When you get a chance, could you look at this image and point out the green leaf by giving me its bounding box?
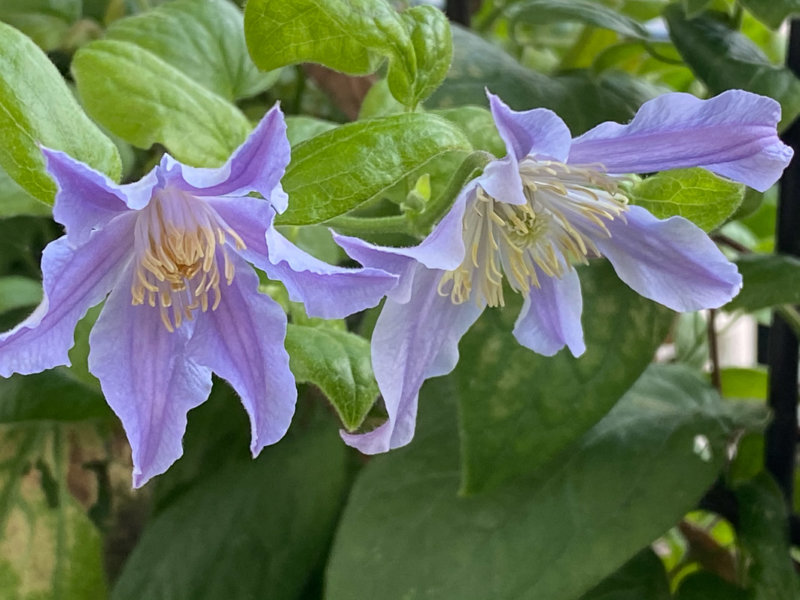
[387,5,452,108]
[432,106,506,157]
[675,572,749,600]
[277,113,472,225]
[456,261,673,493]
[665,5,800,130]
[0,166,51,218]
[112,419,350,600]
[0,427,108,599]
[0,21,121,204]
[0,369,110,423]
[737,474,800,599]
[244,0,409,77]
[506,0,653,40]
[580,550,671,600]
[683,0,714,18]
[0,275,41,314]
[325,365,764,600]
[629,168,745,232]
[285,116,337,146]
[725,254,800,312]
[720,367,768,400]
[428,27,663,135]
[739,0,800,29]
[285,324,378,432]
[72,39,252,166]
[105,0,278,101]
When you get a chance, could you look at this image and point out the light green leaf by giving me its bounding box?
[739,0,800,29]
[0,369,109,423]
[737,474,800,599]
[665,5,800,130]
[629,168,745,232]
[0,22,121,204]
[112,418,349,600]
[72,39,252,166]
[387,5,452,108]
[244,0,410,77]
[0,166,51,218]
[286,324,378,432]
[456,261,673,493]
[105,0,278,101]
[432,105,506,157]
[720,367,768,401]
[506,0,653,40]
[285,116,337,146]
[277,113,472,225]
[325,365,764,600]
[0,275,41,314]
[725,254,800,312]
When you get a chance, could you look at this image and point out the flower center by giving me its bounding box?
[438,160,628,308]
[130,188,245,332]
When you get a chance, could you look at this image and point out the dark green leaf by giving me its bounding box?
[277,113,471,225]
[629,168,744,232]
[675,572,749,600]
[72,39,252,166]
[0,369,110,423]
[325,365,764,600]
[725,254,800,312]
[665,5,800,129]
[456,261,673,493]
[0,167,51,218]
[286,324,378,431]
[580,549,671,600]
[506,0,653,40]
[105,0,278,101]
[0,21,121,204]
[739,0,800,29]
[112,419,349,600]
[683,0,714,18]
[737,474,800,599]
[428,27,663,135]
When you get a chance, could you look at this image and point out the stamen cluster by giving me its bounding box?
[130,188,246,331]
[439,161,628,307]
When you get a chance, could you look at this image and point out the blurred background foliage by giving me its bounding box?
[1,0,800,598]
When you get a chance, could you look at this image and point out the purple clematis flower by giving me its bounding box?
[0,105,397,487]
[333,90,793,454]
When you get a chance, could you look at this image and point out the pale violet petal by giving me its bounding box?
[569,90,792,192]
[512,269,586,357]
[263,227,397,319]
[164,104,290,209]
[593,205,742,311]
[487,91,572,162]
[333,187,470,302]
[187,253,296,456]
[0,214,135,377]
[480,155,527,206]
[43,148,151,244]
[203,195,276,268]
[88,272,212,488]
[341,265,483,454]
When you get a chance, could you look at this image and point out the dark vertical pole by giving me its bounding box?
[765,19,800,506]
[446,0,471,26]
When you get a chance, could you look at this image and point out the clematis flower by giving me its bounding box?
[334,90,793,454]
[0,105,397,487]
